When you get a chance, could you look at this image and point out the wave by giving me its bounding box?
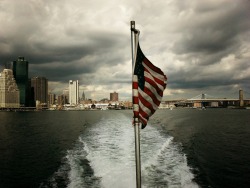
[141,136,199,188]
[41,112,199,188]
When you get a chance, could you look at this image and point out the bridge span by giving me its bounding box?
[162,90,250,108]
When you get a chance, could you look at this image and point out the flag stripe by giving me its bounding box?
[144,70,165,91]
[143,59,166,81]
[139,113,147,126]
[133,82,138,90]
[144,58,164,74]
[145,69,166,89]
[145,76,164,97]
[139,93,155,114]
[144,82,162,103]
[133,75,139,119]
[138,87,159,111]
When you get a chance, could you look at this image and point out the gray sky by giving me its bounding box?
[0,0,250,100]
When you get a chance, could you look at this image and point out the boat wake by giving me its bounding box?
[41,112,199,188]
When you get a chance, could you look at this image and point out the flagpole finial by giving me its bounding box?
[131,21,135,28]
[130,21,139,34]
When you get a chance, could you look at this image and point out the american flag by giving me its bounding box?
[133,43,167,129]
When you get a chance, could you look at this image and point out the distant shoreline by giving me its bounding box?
[1,106,249,112]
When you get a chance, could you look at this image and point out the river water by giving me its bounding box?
[0,109,249,188]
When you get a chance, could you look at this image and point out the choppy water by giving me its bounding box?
[0,109,250,188]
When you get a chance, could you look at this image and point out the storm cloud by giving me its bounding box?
[0,0,249,100]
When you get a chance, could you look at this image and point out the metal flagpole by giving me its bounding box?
[130,21,141,188]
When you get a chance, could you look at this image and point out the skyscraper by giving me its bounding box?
[13,57,29,107]
[69,80,79,105]
[63,88,69,104]
[31,77,48,105]
[48,93,56,106]
[81,91,85,101]
[0,69,20,108]
[57,94,67,106]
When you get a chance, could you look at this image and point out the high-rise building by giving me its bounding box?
[81,91,85,101]
[13,57,29,107]
[28,78,35,107]
[0,69,20,108]
[110,91,118,101]
[31,77,48,105]
[63,88,69,104]
[48,93,56,106]
[57,94,67,106]
[69,80,79,105]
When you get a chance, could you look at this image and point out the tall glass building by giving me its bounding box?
[13,57,29,107]
[31,76,48,105]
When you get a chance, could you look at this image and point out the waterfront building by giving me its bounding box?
[110,91,118,101]
[13,57,29,107]
[62,88,69,104]
[27,78,35,107]
[81,91,85,101]
[63,88,69,97]
[69,80,79,105]
[48,93,56,106]
[0,69,20,108]
[57,94,67,106]
[31,77,48,105]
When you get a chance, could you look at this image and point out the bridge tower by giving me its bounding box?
[239,89,244,107]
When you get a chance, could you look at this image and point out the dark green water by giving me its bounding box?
[0,109,249,188]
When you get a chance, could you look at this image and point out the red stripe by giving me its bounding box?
[144,68,166,88]
[133,81,138,89]
[134,111,139,117]
[139,94,155,114]
[143,58,165,75]
[144,87,161,106]
[133,96,139,104]
[139,114,147,126]
[145,77,163,96]
[139,106,149,122]
[154,76,166,88]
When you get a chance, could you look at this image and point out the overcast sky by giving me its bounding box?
[0,0,249,100]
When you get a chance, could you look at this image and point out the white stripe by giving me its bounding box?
[144,71,165,91]
[138,97,153,117]
[138,88,158,111]
[133,75,138,82]
[139,100,151,117]
[133,104,139,112]
[144,82,162,102]
[133,89,138,97]
[142,62,166,81]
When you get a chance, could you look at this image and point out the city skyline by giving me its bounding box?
[0,0,249,100]
[0,60,249,102]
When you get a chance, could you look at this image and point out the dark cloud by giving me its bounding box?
[0,0,249,100]
[172,1,250,56]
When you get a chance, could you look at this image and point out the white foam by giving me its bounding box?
[66,139,87,188]
[60,112,199,188]
[141,126,199,188]
[81,113,136,188]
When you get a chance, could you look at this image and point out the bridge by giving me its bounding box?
[163,90,250,108]
[187,93,240,102]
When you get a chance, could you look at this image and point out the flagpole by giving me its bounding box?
[130,20,141,188]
